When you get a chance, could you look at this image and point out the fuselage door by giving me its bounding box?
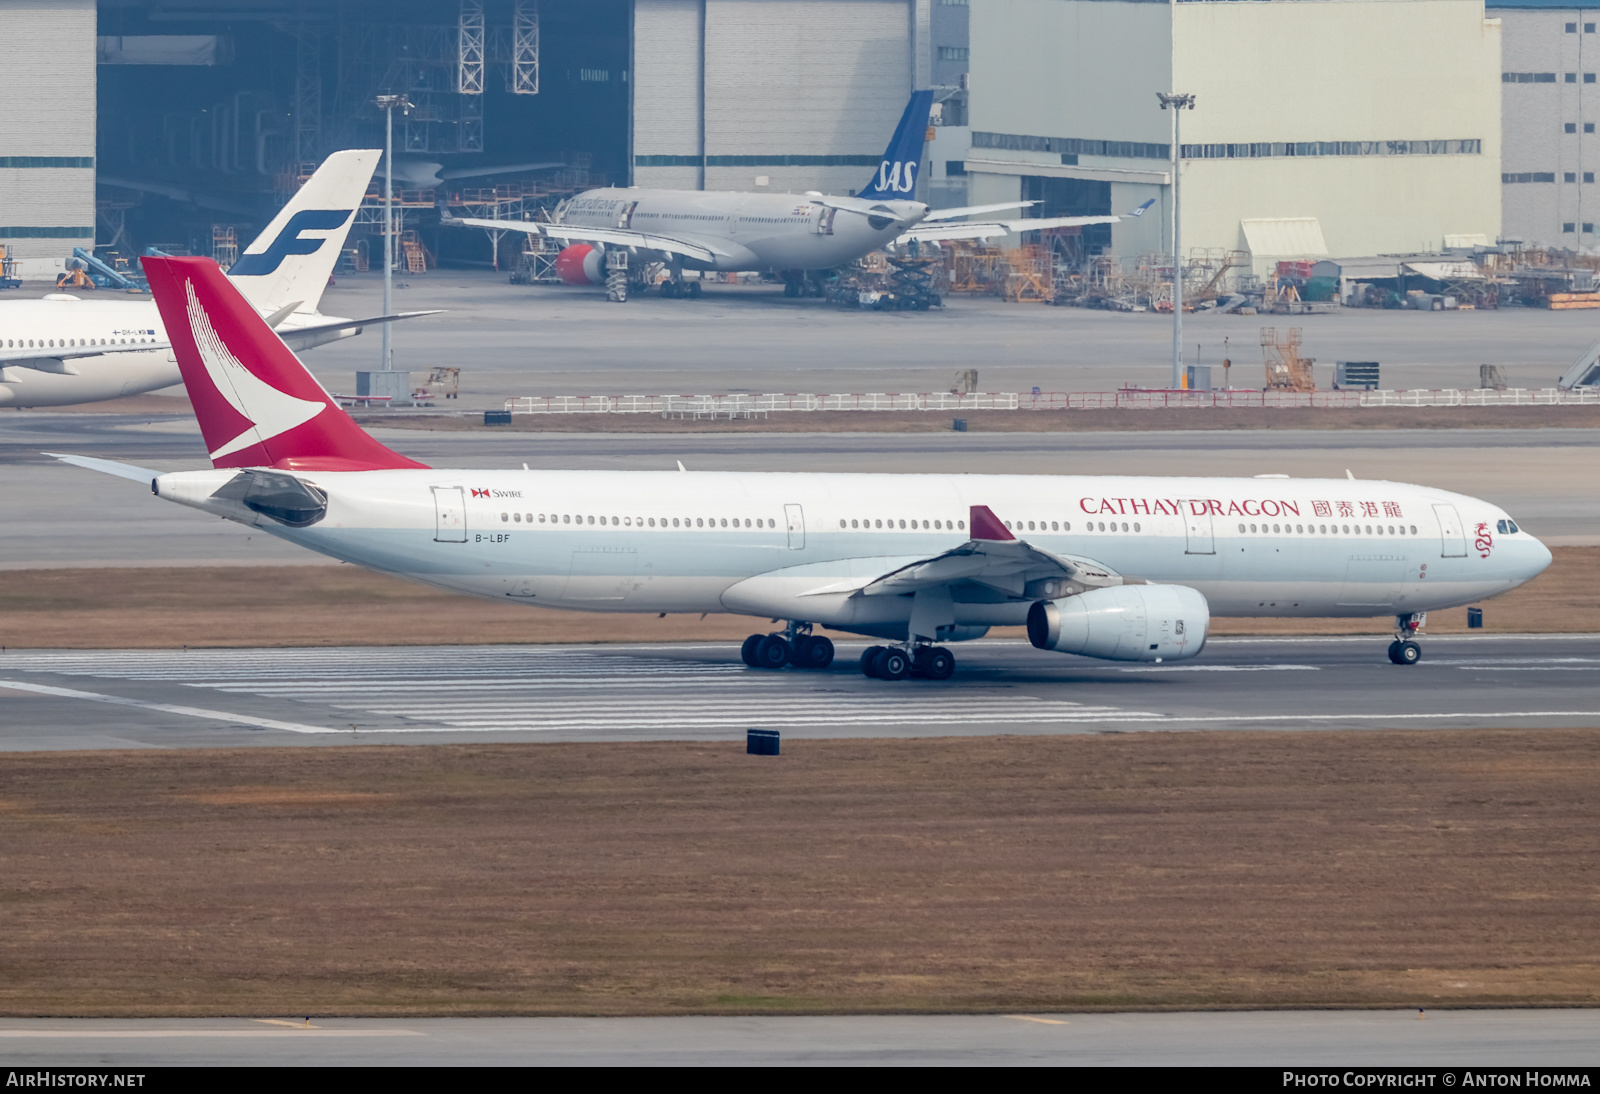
[617,201,638,229]
[784,503,805,550]
[1183,503,1215,555]
[1433,503,1467,557]
[813,206,836,236]
[433,486,467,543]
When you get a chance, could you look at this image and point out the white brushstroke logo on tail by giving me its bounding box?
[185,278,325,460]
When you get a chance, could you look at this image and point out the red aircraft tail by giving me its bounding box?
[142,255,428,472]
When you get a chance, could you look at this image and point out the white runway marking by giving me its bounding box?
[6,643,1597,739]
[0,679,338,734]
[1,648,1158,734]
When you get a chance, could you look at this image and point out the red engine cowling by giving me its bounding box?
[555,244,605,286]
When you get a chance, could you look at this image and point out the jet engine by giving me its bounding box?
[555,244,606,286]
[1026,584,1209,663]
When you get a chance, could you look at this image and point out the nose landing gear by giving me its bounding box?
[741,623,834,671]
[1387,612,1426,665]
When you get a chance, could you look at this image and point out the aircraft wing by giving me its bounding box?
[899,198,1155,244]
[783,506,1127,603]
[450,216,729,262]
[853,506,1127,601]
[0,342,173,373]
[274,311,444,354]
[921,200,1038,222]
[899,213,1119,244]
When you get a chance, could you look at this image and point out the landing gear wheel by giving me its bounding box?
[784,280,800,298]
[659,280,679,298]
[741,634,764,668]
[860,646,886,677]
[1387,640,1404,665]
[872,647,911,681]
[1398,640,1421,665]
[687,281,702,298]
[793,635,834,670]
[913,647,954,680]
[755,634,791,669]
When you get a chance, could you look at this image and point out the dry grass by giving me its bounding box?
[2,731,1598,1016]
[0,548,1590,649]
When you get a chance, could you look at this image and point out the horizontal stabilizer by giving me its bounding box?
[276,310,443,353]
[45,452,161,483]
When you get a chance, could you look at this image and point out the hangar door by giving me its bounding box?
[633,0,917,196]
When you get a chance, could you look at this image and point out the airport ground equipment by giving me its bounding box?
[1262,327,1316,391]
[1558,341,1600,389]
[0,246,19,290]
[65,248,146,292]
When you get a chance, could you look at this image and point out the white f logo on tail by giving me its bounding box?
[185,278,326,460]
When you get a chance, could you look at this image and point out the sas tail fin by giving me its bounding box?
[228,149,380,315]
[857,90,934,201]
[142,255,428,473]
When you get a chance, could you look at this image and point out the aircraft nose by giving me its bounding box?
[1523,537,1548,575]
[1527,535,1554,579]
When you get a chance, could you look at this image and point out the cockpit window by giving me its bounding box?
[1496,519,1520,534]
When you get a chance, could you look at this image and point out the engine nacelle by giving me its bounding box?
[1027,584,1209,663]
[555,243,605,285]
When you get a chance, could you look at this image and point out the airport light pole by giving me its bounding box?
[1157,92,1195,390]
[375,94,412,372]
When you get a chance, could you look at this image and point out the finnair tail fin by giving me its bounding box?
[228,149,380,316]
[857,91,934,201]
[142,255,427,473]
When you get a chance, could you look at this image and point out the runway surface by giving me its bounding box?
[1,1010,1595,1065]
[2,635,1596,750]
[2,412,1595,567]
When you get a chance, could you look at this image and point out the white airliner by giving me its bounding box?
[0,150,430,408]
[52,254,1552,681]
[453,92,1150,301]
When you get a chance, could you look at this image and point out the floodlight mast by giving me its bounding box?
[375,94,412,372]
[1157,92,1195,391]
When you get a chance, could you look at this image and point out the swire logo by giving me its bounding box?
[471,488,491,498]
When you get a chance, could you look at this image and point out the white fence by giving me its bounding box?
[505,388,1600,416]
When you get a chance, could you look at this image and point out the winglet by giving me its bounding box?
[969,505,1015,542]
[1126,198,1156,218]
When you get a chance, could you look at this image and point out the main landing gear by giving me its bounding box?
[860,644,955,681]
[658,277,702,299]
[741,624,834,671]
[1387,612,1426,665]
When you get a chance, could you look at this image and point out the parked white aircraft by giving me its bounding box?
[0,149,431,407]
[452,92,1150,301]
[52,255,1552,680]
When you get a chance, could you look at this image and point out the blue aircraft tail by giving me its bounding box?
[858,90,935,201]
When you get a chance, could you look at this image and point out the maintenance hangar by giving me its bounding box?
[962,0,1503,275]
[1490,0,1600,249]
[0,0,967,279]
